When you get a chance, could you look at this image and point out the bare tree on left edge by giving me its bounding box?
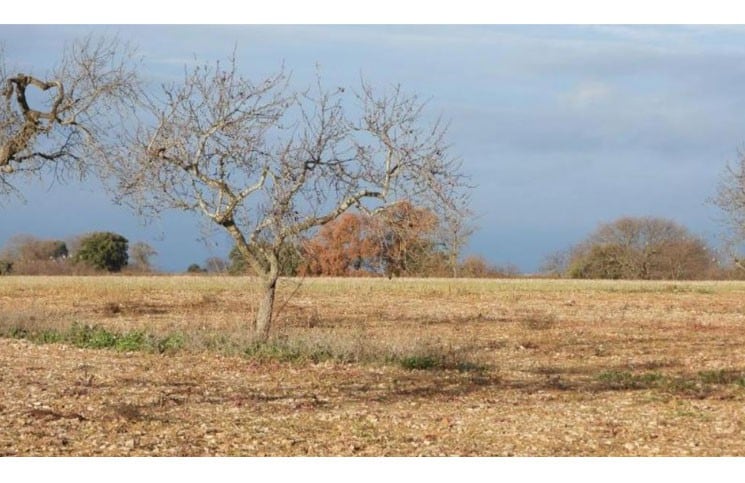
[0,36,141,195]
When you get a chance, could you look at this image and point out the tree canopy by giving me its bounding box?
[74,232,129,272]
[565,216,714,280]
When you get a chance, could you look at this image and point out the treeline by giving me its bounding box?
[190,202,517,278]
[4,214,743,281]
[0,232,156,275]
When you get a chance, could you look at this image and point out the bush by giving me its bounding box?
[0,260,12,275]
[0,235,81,275]
[186,263,207,274]
[74,232,129,272]
[68,323,118,349]
[458,256,520,278]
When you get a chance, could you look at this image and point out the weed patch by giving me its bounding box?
[595,370,665,390]
[243,340,331,363]
[2,322,156,353]
[399,355,441,370]
[156,333,186,354]
[240,334,487,371]
[698,369,745,386]
[595,369,745,395]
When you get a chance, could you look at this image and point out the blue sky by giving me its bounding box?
[3,24,745,272]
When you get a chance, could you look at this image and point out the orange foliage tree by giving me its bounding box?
[375,201,443,277]
[301,201,447,277]
[301,212,381,276]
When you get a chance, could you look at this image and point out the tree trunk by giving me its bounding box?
[254,276,277,341]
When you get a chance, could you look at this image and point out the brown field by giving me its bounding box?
[1,276,745,456]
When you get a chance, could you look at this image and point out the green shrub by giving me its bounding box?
[186,263,207,274]
[66,323,118,348]
[74,232,129,272]
[38,330,63,344]
[115,330,147,352]
[156,333,186,354]
[399,355,441,370]
[0,259,13,275]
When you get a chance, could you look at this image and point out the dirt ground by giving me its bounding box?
[1,276,745,456]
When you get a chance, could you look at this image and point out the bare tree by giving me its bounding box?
[436,201,474,277]
[539,249,570,278]
[0,36,140,195]
[565,216,714,280]
[129,241,157,271]
[109,57,469,340]
[205,256,229,274]
[714,151,745,263]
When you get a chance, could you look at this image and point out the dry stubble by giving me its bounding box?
[1,276,745,455]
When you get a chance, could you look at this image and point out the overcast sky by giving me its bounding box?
[2,24,745,272]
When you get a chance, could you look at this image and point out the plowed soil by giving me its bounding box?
[2,277,745,456]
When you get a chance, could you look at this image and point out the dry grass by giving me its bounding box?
[2,276,745,455]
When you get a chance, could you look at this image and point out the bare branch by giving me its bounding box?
[0,36,142,192]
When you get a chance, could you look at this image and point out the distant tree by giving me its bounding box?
[458,256,520,278]
[226,247,246,276]
[74,232,129,272]
[1,234,68,261]
[539,249,570,278]
[128,241,157,271]
[228,242,302,276]
[712,151,745,266]
[458,256,492,278]
[107,56,469,339]
[205,256,228,274]
[186,263,207,274]
[435,198,475,277]
[301,212,381,276]
[568,244,628,279]
[0,36,141,196]
[375,201,442,278]
[0,235,72,274]
[0,259,12,275]
[565,217,714,280]
[301,203,452,277]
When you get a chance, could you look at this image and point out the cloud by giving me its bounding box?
[563,80,614,109]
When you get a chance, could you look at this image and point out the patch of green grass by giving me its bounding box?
[37,330,63,344]
[156,333,186,354]
[394,354,487,372]
[596,370,665,390]
[399,355,441,370]
[114,330,147,352]
[698,369,745,386]
[68,323,118,349]
[5,322,156,353]
[595,368,745,395]
[243,340,335,364]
